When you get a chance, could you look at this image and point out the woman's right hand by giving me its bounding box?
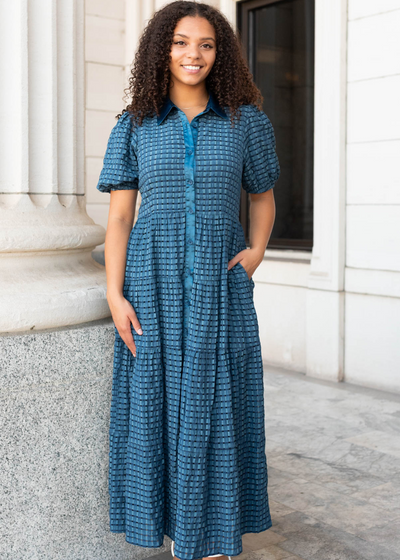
[107,292,142,357]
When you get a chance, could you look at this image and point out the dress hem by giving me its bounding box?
[109,519,273,558]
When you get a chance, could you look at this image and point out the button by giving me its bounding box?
[192,122,198,128]
[187,179,193,185]
[188,208,194,214]
[188,149,193,155]
[185,266,190,273]
[188,239,193,245]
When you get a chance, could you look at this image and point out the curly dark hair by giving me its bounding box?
[117,0,263,127]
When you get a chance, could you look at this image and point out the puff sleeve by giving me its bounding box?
[96,111,139,193]
[242,105,280,194]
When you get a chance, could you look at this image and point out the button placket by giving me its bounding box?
[177,112,199,345]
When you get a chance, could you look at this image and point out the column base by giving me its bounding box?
[0,194,110,332]
[0,249,110,332]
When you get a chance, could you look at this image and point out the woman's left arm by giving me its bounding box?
[227,189,276,278]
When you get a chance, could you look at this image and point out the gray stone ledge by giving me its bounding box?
[0,318,115,390]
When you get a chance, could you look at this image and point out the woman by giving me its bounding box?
[96,2,280,560]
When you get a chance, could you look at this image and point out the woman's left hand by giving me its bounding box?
[228,248,264,280]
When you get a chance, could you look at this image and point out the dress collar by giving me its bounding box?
[157,90,229,125]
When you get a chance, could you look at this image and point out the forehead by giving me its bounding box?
[173,16,216,40]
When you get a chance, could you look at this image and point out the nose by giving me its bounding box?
[186,44,202,60]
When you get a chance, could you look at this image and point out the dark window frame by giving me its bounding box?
[237,0,314,252]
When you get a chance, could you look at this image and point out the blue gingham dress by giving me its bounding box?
[96,90,280,560]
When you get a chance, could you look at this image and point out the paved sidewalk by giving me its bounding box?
[256,366,400,560]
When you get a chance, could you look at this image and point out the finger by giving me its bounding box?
[117,322,137,356]
[122,332,137,357]
[120,327,137,356]
[227,257,239,271]
[128,309,143,335]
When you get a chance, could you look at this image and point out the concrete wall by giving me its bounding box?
[255,0,400,394]
[344,0,400,392]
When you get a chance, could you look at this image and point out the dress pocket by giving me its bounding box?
[227,261,258,350]
[235,261,255,289]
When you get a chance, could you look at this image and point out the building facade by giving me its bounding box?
[0,1,399,558]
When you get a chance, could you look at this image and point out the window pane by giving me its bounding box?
[250,0,315,249]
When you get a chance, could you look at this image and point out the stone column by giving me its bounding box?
[0,0,108,332]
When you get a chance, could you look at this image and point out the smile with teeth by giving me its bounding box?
[181,64,203,73]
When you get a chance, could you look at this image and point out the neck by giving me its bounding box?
[168,82,209,108]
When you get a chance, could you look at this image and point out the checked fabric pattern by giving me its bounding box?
[96,90,280,560]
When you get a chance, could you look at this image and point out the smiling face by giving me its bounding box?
[169,16,217,87]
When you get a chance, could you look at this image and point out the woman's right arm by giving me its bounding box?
[105,188,142,357]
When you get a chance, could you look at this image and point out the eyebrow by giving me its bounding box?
[174,33,216,42]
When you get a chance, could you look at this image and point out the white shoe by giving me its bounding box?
[171,540,231,560]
